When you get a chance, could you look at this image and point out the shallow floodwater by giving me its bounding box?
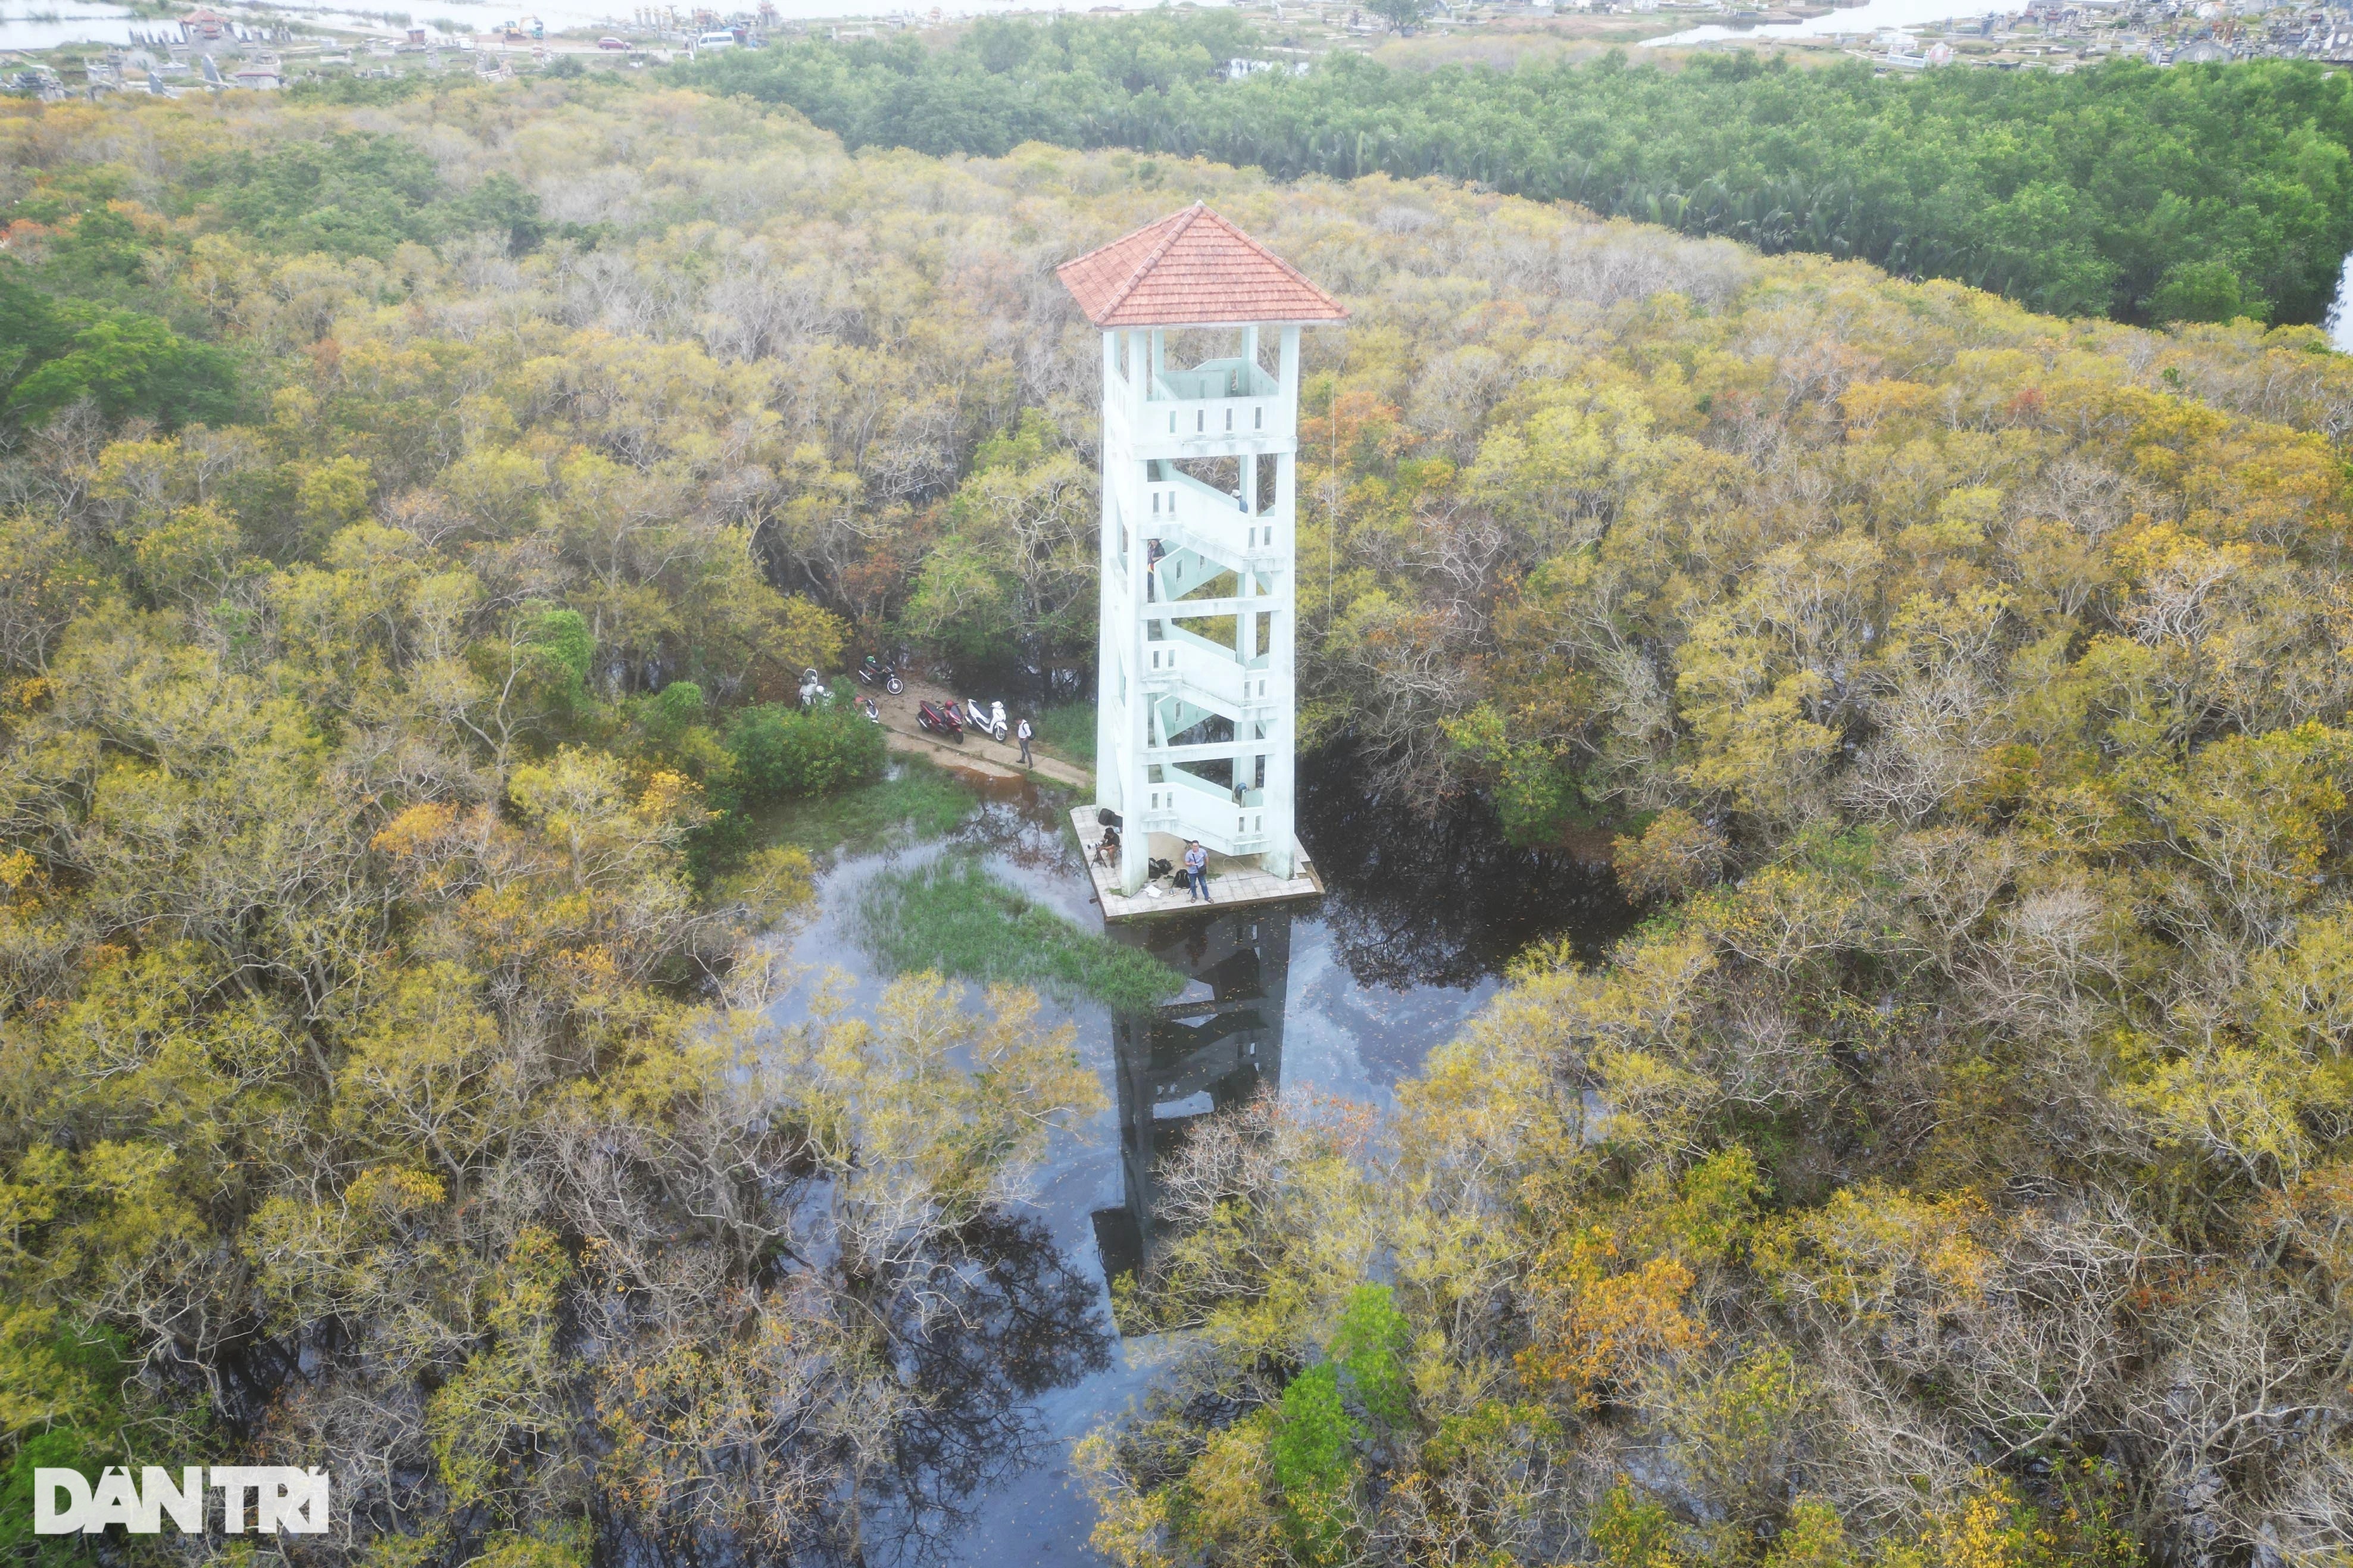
[763,748,1631,1565]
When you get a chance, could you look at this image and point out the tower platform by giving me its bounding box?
[1071,808,1322,922]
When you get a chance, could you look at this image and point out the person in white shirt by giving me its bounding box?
[1015,715,1033,766]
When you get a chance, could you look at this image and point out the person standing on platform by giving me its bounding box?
[1183,840,1209,902]
[1016,714,1034,767]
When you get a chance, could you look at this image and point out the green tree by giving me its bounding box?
[1331,1283,1414,1428]
[1366,0,1431,30]
[0,287,237,430]
[2150,259,2270,324]
[1271,1364,1359,1564]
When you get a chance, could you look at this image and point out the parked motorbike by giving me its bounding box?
[798,667,832,709]
[854,654,904,696]
[916,699,965,742]
[860,696,881,724]
[962,697,1009,743]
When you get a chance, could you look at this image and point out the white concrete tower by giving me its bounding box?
[1058,204,1347,897]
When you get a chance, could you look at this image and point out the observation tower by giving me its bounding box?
[1057,203,1347,909]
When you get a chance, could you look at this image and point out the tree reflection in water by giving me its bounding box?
[1086,745,1636,1287]
[607,1208,1110,1568]
[1092,908,1293,1286]
[1296,739,1636,989]
[869,1210,1115,1555]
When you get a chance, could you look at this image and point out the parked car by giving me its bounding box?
[597,35,626,48]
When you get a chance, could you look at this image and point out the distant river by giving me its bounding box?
[1643,0,2002,46]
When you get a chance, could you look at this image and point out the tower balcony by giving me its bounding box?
[1156,357,1277,404]
[1110,357,1297,460]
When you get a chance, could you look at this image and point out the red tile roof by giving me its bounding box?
[1057,203,1347,328]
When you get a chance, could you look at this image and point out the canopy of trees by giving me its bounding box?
[1062,120,2353,1568]
[4,67,2353,1568]
[686,19,2353,326]
[0,87,1112,1567]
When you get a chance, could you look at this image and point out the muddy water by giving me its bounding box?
[763,748,1634,1566]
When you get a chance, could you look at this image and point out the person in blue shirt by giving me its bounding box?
[1183,841,1209,902]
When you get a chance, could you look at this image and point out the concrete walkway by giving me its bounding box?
[845,671,1092,792]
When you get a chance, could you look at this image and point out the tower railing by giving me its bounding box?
[1142,467,1287,575]
[1138,626,1274,710]
[1151,357,1278,401]
[1130,760,1278,857]
[1115,353,1297,460]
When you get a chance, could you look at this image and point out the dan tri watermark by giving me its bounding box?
[35,1467,329,1535]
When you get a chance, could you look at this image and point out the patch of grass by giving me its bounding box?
[1031,701,1096,769]
[857,860,1184,1011]
[761,757,978,860]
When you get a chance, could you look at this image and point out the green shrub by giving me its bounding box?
[726,701,887,804]
[649,679,704,735]
[1331,1284,1413,1429]
[0,1315,127,1568]
[1591,1478,1683,1568]
[284,70,441,106]
[527,608,593,688]
[1270,1363,1359,1565]
[188,133,547,258]
[2150,259,2270,324]
[513,607,596,730]
[1494,747,1589,846]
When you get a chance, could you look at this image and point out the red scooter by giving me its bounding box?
[916,699,965,743]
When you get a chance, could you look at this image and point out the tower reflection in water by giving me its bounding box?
[1090,907,1294,1285]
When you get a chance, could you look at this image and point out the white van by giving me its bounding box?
[695,30,735,48]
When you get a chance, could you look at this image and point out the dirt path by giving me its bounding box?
[840,670,1092,792]
[881,727,1028,782]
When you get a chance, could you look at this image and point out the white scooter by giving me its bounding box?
[962,697,1009,743]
